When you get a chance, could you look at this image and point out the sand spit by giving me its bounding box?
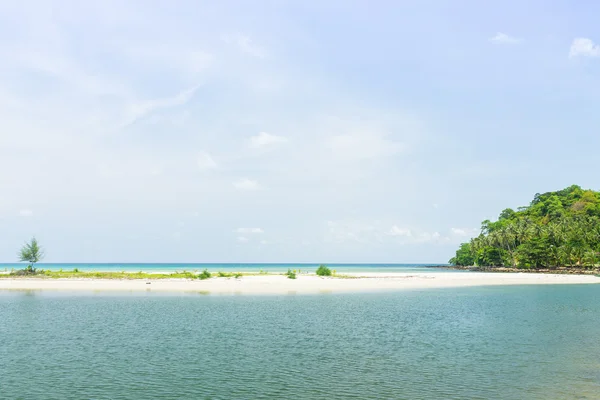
[0,272,598,295]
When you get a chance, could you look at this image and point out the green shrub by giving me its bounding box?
[316,265,332,276]
[234,273,242,279]
[199,269,211,280]
[179,271,197,279]
[286,269,297,279]
[73,268,79,273]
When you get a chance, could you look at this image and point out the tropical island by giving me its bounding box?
[450,185,600,272]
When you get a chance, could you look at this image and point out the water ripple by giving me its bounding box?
[1,286,600,399]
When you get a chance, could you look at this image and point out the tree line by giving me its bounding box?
[450,185,600,269]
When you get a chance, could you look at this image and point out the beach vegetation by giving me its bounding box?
[286,269,297,279]
[216,271,243,278]
[198,269,212,280]
[17,237,44,275]
[450,185,600,269]
[2,269,261,280]
[4,270,211,279]
[316,265,332,276]
[448,243,475,267]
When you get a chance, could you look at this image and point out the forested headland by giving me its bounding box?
[450,185,600,270]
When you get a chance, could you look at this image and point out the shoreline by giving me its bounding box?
[0,272,599,295]
[437,265,600,275]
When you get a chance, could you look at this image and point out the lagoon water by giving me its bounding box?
[1,285,599,399]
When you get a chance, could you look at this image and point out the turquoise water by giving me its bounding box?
[1,285,599,399]
[0,263,453,273]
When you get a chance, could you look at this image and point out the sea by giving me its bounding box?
[1,284,599,399]
[0,263,453,274]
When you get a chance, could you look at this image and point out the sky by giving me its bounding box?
[1,0,599,263]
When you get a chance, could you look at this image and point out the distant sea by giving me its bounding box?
[0,263,451,273]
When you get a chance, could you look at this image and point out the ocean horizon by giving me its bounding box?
[0,262,451,273]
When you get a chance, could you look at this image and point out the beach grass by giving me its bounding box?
[40,270,200,279]
[0,269,248,280]
[0,268,356,280]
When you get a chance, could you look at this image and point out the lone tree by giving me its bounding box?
[19,237,44,274]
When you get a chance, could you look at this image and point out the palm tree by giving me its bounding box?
[495,226,514,267]
[18,237,44,274]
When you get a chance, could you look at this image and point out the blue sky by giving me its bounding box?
[1,0,599,263]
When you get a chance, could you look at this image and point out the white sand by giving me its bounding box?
[0,272,598,295]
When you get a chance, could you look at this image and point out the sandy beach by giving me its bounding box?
[0,272,598,295]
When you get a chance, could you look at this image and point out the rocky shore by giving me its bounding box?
[434,265,600,275]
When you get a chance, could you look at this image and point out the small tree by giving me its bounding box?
[19,237,44,274]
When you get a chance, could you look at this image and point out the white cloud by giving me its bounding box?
[414,231,443,243]
[249,132,288,148]
[233,178,259,190]
[237,236,249,243]
[122,84,202,127]
[489,32,521,44]
[197,151,217,170]
[569,38,600,58]
[327,220,455,245]
[328,132,402,161]
[388,225,412,237]
[19,209,33,217]
[451,228,467,236]
[325,220,381,243]
[451,228,479,238]
[221,34,266,58]
[235,227,264,234]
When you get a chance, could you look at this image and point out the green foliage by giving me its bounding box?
[198,269,212,280]
[3,269,264,280]
[18,237,44,274]
[449,243,475,266]
[449,185,600,269]
[286,269,297,279]
[216,271,242,278]
[7,270,207,279]
[316,265,332,276]
[178,271,197,279]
